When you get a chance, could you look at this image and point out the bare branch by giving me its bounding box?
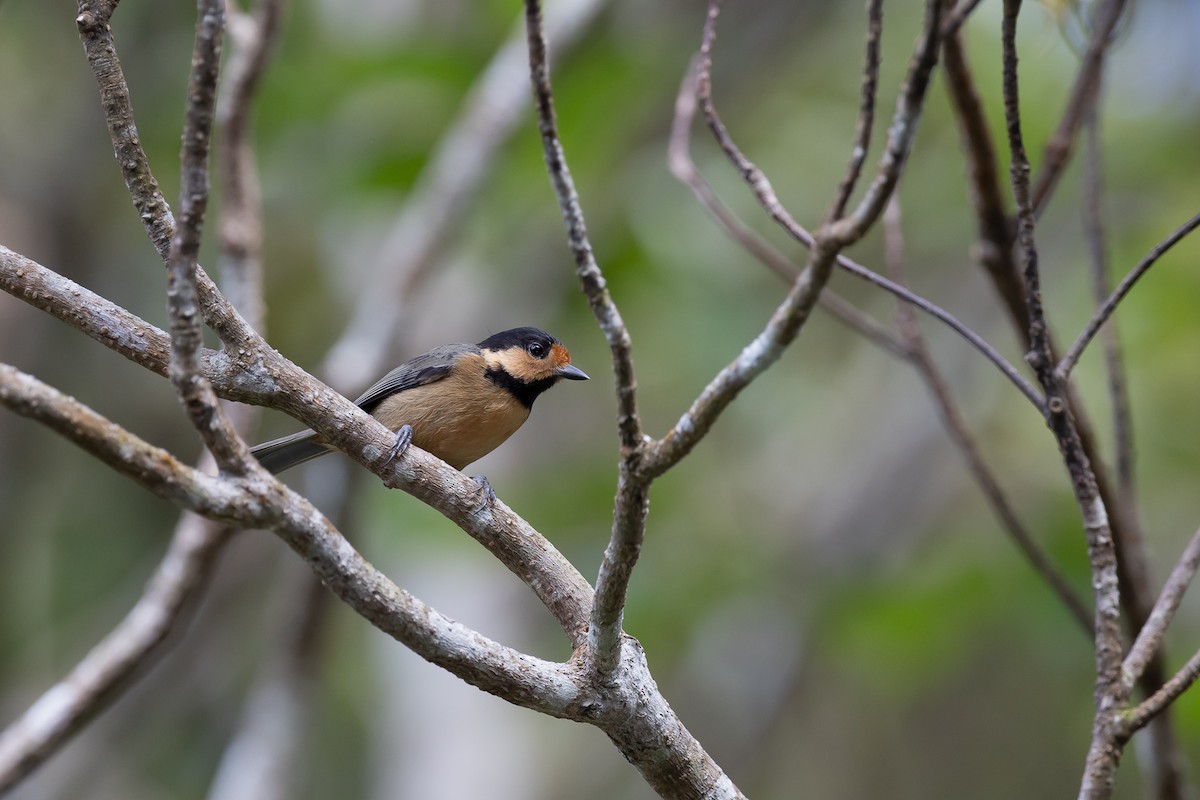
[666,61,913,383]
[325,0,605,392]
[166,0,253,474]
[1124,642,1200,737]
[828,0,946,243]
[1121,526,1200,691]
[75,0,259,351]
[1057,210,1200,381]
[524,0,648,680]
[1030,0,1129,214]
[216,0,285,332]
[0,249,595,641]
[0,509,233,794]
[1080,107,1137,517]
[1001,2,1126,796]
[524,0,639,452]
[942,0,987,37]
[692,3,1041,411]
[827,0,883,223]
[941,25,1028,334]
[883,199,1092,635]
[0,365,583,715]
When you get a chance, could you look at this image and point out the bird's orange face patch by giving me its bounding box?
[548,342,572,371]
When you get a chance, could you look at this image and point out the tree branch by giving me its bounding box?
[523,0,648,679]
[1000,3,1125,797]
[1030,0,1129,214]
[0,248,595,642]
[827,0,883,223]
[0,365,583,715]
[882,199,1093,634]
[1056,210,1200,381]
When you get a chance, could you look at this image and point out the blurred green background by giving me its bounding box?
[2,1,1200,798]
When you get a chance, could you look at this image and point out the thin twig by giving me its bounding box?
[1122,527,1200,691]
[324,0,606,392]
[645,0,946,478]
[167,0,250,474]
[1080,106,1137,515]
[1125,643,1200,737]
[666,58,912,362]
[692,4,1042,412]
[828,0,883,222]
[828,0,946,244]
[75,0,258,352]
[1030,0,1129,214]
[883,198,1093,634]
[942,0,987,37]
[1057,210,1200,381]
[941,24,1028,333]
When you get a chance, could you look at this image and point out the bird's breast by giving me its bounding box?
[369,369,532,470]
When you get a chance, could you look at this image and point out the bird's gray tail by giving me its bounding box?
[250,429,331,474]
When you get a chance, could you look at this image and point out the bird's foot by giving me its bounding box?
[383,424,413,468]
[470,474,497,513]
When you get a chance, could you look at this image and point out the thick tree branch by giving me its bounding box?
[0,365,583,715]
[0,249,595,642]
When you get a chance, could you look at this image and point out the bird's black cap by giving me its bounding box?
[477,327,559,352]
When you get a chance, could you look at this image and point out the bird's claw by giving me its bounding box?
[471,475,497,512]
[383,424,413,468]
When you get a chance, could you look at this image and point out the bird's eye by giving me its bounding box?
[527,342,547,358]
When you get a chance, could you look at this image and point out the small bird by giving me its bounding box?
[251,327,589,477]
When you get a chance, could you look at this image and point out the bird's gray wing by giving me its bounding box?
[352,344,473,412]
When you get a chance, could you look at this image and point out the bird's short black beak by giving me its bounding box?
[557,364,589,381]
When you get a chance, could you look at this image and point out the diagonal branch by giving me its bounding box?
[167,0,251,473]
[1056,210,1200,381]
[523,0,647,679]
[75,0,258,352]
[0,249,596,642]
[1001,3,1127,797]
[827,0,883,222]
[668,57,910,360]
[1030,0,1129,214]
[0,364,583,715]
[1122,526,1200,691]
[882,199,1092,634]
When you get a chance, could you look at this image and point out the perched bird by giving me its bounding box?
[251,327,589,477]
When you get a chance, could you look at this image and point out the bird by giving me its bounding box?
[250,327,589,480]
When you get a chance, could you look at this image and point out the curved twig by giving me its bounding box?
[1057,210,1200,381]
